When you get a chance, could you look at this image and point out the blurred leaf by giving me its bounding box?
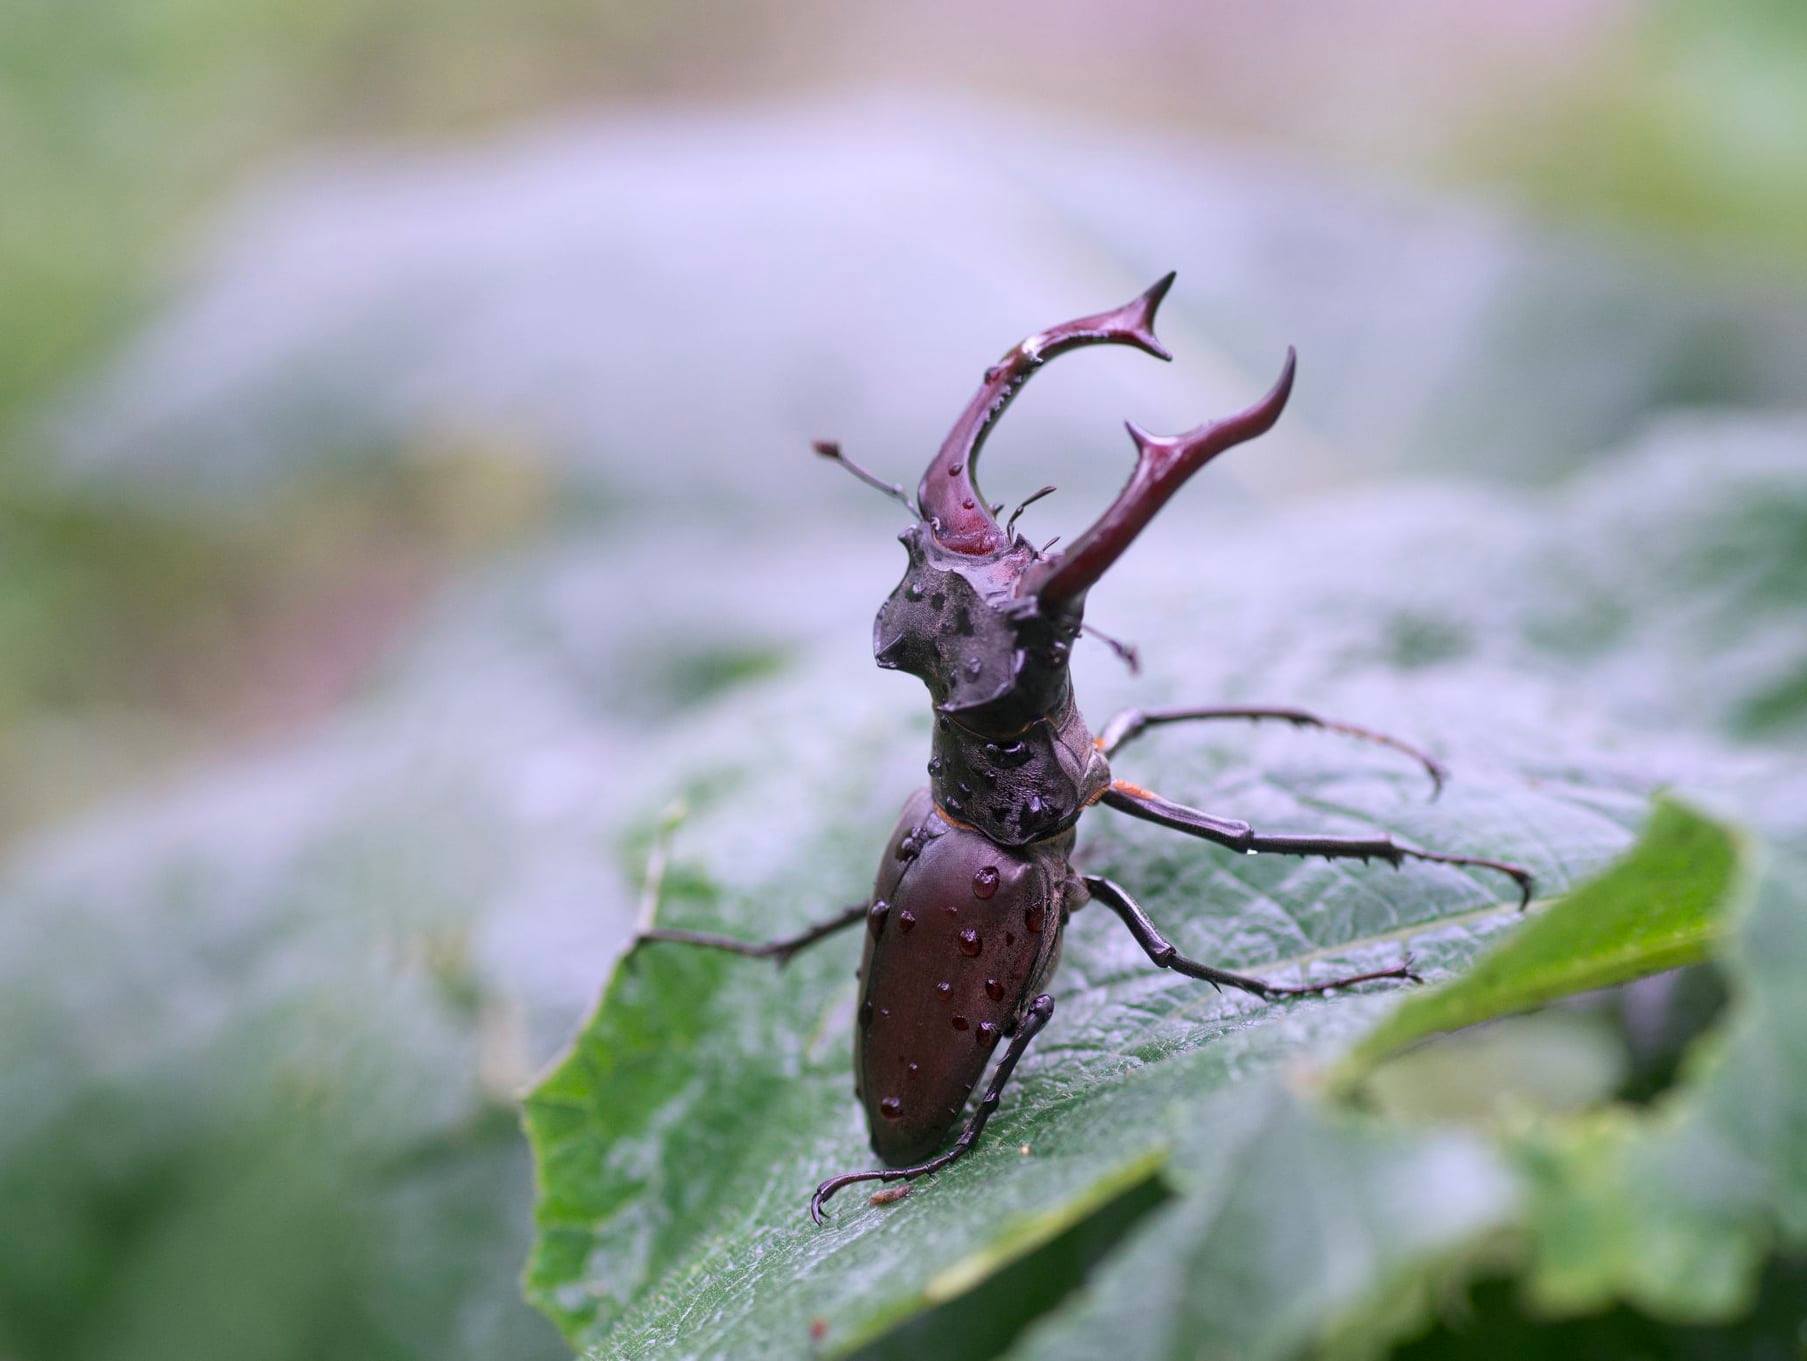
[1511,851,1807,1322]
[1338,799,1739,1090]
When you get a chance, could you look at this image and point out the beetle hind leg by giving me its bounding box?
[810,993,1056,1224]
[637,901,868,968]
[1085,875,1420,999]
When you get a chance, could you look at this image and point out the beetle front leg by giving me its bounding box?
[1084,875,1419,997]
[1097,704,1446,799]
[1102,781,1534,908]
[637,901,869,968]
[810,993,1056,1224]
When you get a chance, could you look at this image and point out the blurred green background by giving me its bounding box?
[1,2,1803,1358]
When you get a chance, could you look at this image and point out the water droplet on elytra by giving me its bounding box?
[958,927,982,956]
[936,980,951,996]
[879,1096,903,1119]
[927,756,942,775]
[951,1015,970,1031]
[985,977,1004,1001]
[899,909,917,933]
[868,900,889,935]
[1025,904,1045,934]
[907,1061,920,1076]
[973,866,1000,899]
[978,1021,999,1046]
[905,582,923,601]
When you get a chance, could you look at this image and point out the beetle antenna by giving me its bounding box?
[1080,622,1141,674]
[811,440,916,514]
[1005,484,1058,540]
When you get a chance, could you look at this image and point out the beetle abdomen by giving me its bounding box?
[854,789,1067,1165]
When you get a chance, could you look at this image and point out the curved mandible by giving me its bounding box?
[1019,347,1295,607]
[919,273,1176,556]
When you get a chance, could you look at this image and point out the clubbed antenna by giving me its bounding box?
[919,274,1176,556]
[1020,348,1296,608]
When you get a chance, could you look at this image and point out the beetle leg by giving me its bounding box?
[810,993,1056,1224]
[1101,781,1534,909]
[1084,874,1420,997]
[638,901,869,968]
[1096,705,1445,799]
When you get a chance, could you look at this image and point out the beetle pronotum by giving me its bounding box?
[639,274,1532,1222]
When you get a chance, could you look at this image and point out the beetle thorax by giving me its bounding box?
[874,526,1107,846]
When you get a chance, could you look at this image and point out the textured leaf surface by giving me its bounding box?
[522,423,1807,1357]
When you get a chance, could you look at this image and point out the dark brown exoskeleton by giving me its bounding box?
[640,274,1533,1222]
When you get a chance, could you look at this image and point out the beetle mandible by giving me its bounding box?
[639,274,1533,1222]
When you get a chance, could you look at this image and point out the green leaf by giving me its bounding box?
[1510,846,1807,1322]
[522,606,1646,1357]
[523,420,1807,1358]
[1337,798,1741,1091]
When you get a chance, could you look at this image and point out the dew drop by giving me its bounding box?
[936,980,952,997]
[879,1096,903,1119]
[978,1021,999,1046]
[905,581,923,601]
[962,498,975,510]
[964,656,983,679]
[868,900,889,935]
[951,1015,970,1031]
[948,463,964,476]
[927,756,942,775]
[907,1061,920,1077]
[899,909,917,933]
[943,902,959,917]
[958,927,982,957]
[985,977,1005,1001]
[1025,903,1045,934]
[972,866,1000,899]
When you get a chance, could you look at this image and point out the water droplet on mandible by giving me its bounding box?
[880,1096,903,1119]
[972,866,999,899]
[958,927,982,957]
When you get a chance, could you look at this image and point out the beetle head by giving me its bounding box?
[872,273,1295,732]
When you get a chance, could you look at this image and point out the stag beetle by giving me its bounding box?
[640,274,1533,1222]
